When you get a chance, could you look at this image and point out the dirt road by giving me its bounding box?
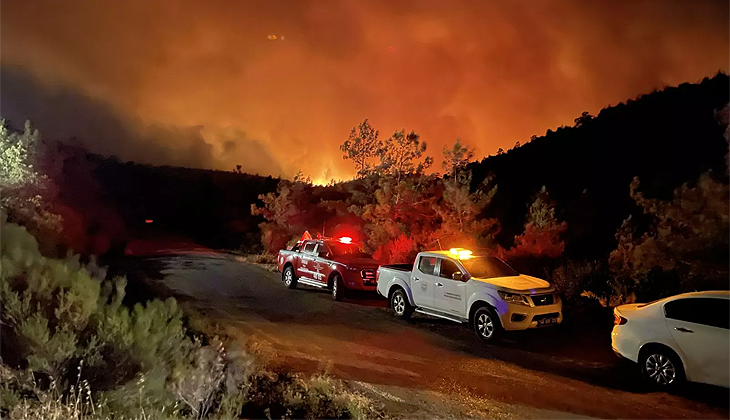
[124,253,729,419]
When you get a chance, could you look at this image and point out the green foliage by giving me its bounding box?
[340,119,381,179]
[583,172,730,306]
[433,170,499,249]
[251,179,313,252]
[442,139,474,175]
[1,217,377,419]
[0,119,40,190]
[501,186,567,261]
[551,260,603,302]
[0,119,62,237]
[375,129,432,180]
[0,218,197,416]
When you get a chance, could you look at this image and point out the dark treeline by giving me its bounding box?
[36,141,278,256]
[470,73,729,261]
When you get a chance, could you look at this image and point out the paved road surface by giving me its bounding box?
[125,253,729,419]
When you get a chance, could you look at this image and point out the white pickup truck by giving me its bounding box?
[376,249,563,341]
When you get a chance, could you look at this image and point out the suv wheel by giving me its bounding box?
[283,266,298,289]
[473,306,501,342]
[391,289,413,320]
[640,347,684,388]
[332,274,345,301]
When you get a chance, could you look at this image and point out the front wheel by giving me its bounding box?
[390,289,413,320]
[283,266,298,289]
[332,274,345,301]
[472,306,501,342]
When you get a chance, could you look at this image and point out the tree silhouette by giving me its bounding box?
[340,119,380,178]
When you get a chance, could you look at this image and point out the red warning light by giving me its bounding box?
[145,219,153,224]
[339,237,352,244]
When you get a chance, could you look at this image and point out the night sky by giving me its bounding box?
[2,0,728,182]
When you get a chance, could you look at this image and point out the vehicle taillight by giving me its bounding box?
[614,314,628,325]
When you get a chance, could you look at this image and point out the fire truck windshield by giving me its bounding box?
[328,242,371,257]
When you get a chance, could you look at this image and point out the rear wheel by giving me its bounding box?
[640,347,684,389]
[332,274,345,301]
[283,266,298,289]
[390,289,413,320]
[472,306,501,342]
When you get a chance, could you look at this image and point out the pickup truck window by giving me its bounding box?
[460,257,518,279]
[303,242,317,254]
[328,242,371,258]
[438,259,462,280]
[418,256,437,275]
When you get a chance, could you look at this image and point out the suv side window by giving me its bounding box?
[303,242,317,254]
[438,259,463,280]
[665,298,729,329]
[418,256,436,275]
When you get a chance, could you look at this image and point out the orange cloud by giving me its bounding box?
[2,0,727,180]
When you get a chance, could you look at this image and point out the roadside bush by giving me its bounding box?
[1,215,377,419]
[581,172,730,307]
[372,234,418,264]
[551,260,603,303]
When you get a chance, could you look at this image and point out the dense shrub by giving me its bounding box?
[0,216,376,419]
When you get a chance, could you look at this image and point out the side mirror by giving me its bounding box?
[452,272,464,281]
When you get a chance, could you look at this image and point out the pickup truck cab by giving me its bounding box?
[278,237,379,301]
[376,248,563,341]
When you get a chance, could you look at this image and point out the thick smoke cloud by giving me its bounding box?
[0,66,282,175]
[1,0,727,181]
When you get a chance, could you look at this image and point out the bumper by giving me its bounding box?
[499,300,563,331]
[342,271,378,291]
[611,325,639,363]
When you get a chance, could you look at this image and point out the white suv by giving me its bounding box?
[612,290,729,388]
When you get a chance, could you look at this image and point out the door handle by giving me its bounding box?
[436,282,444,287]
[674,327,694,333]
[414,277,420,282]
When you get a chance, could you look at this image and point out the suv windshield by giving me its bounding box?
[327,242,371,258]
[461,257,519,279]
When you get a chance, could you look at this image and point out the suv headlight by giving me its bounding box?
[498,291,529,306]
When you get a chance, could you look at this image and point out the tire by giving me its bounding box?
[390,288,413,320]
[472,306,501,342]
[283,266,298,289]
[332,274,345,301]
[640,346,684,389]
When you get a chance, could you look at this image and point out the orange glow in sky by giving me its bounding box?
[1,1,727,180]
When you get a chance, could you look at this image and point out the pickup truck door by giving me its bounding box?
[433,258,467,317]
[412,256,437,309]
[311,243,330,284]
[297,241,318,279]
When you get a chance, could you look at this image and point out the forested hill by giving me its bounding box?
[40,142,279,255]
[469,73,729,260]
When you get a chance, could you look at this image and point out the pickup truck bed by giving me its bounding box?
[379,263,412,272]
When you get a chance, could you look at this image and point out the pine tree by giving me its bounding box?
[339,119,380,179]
